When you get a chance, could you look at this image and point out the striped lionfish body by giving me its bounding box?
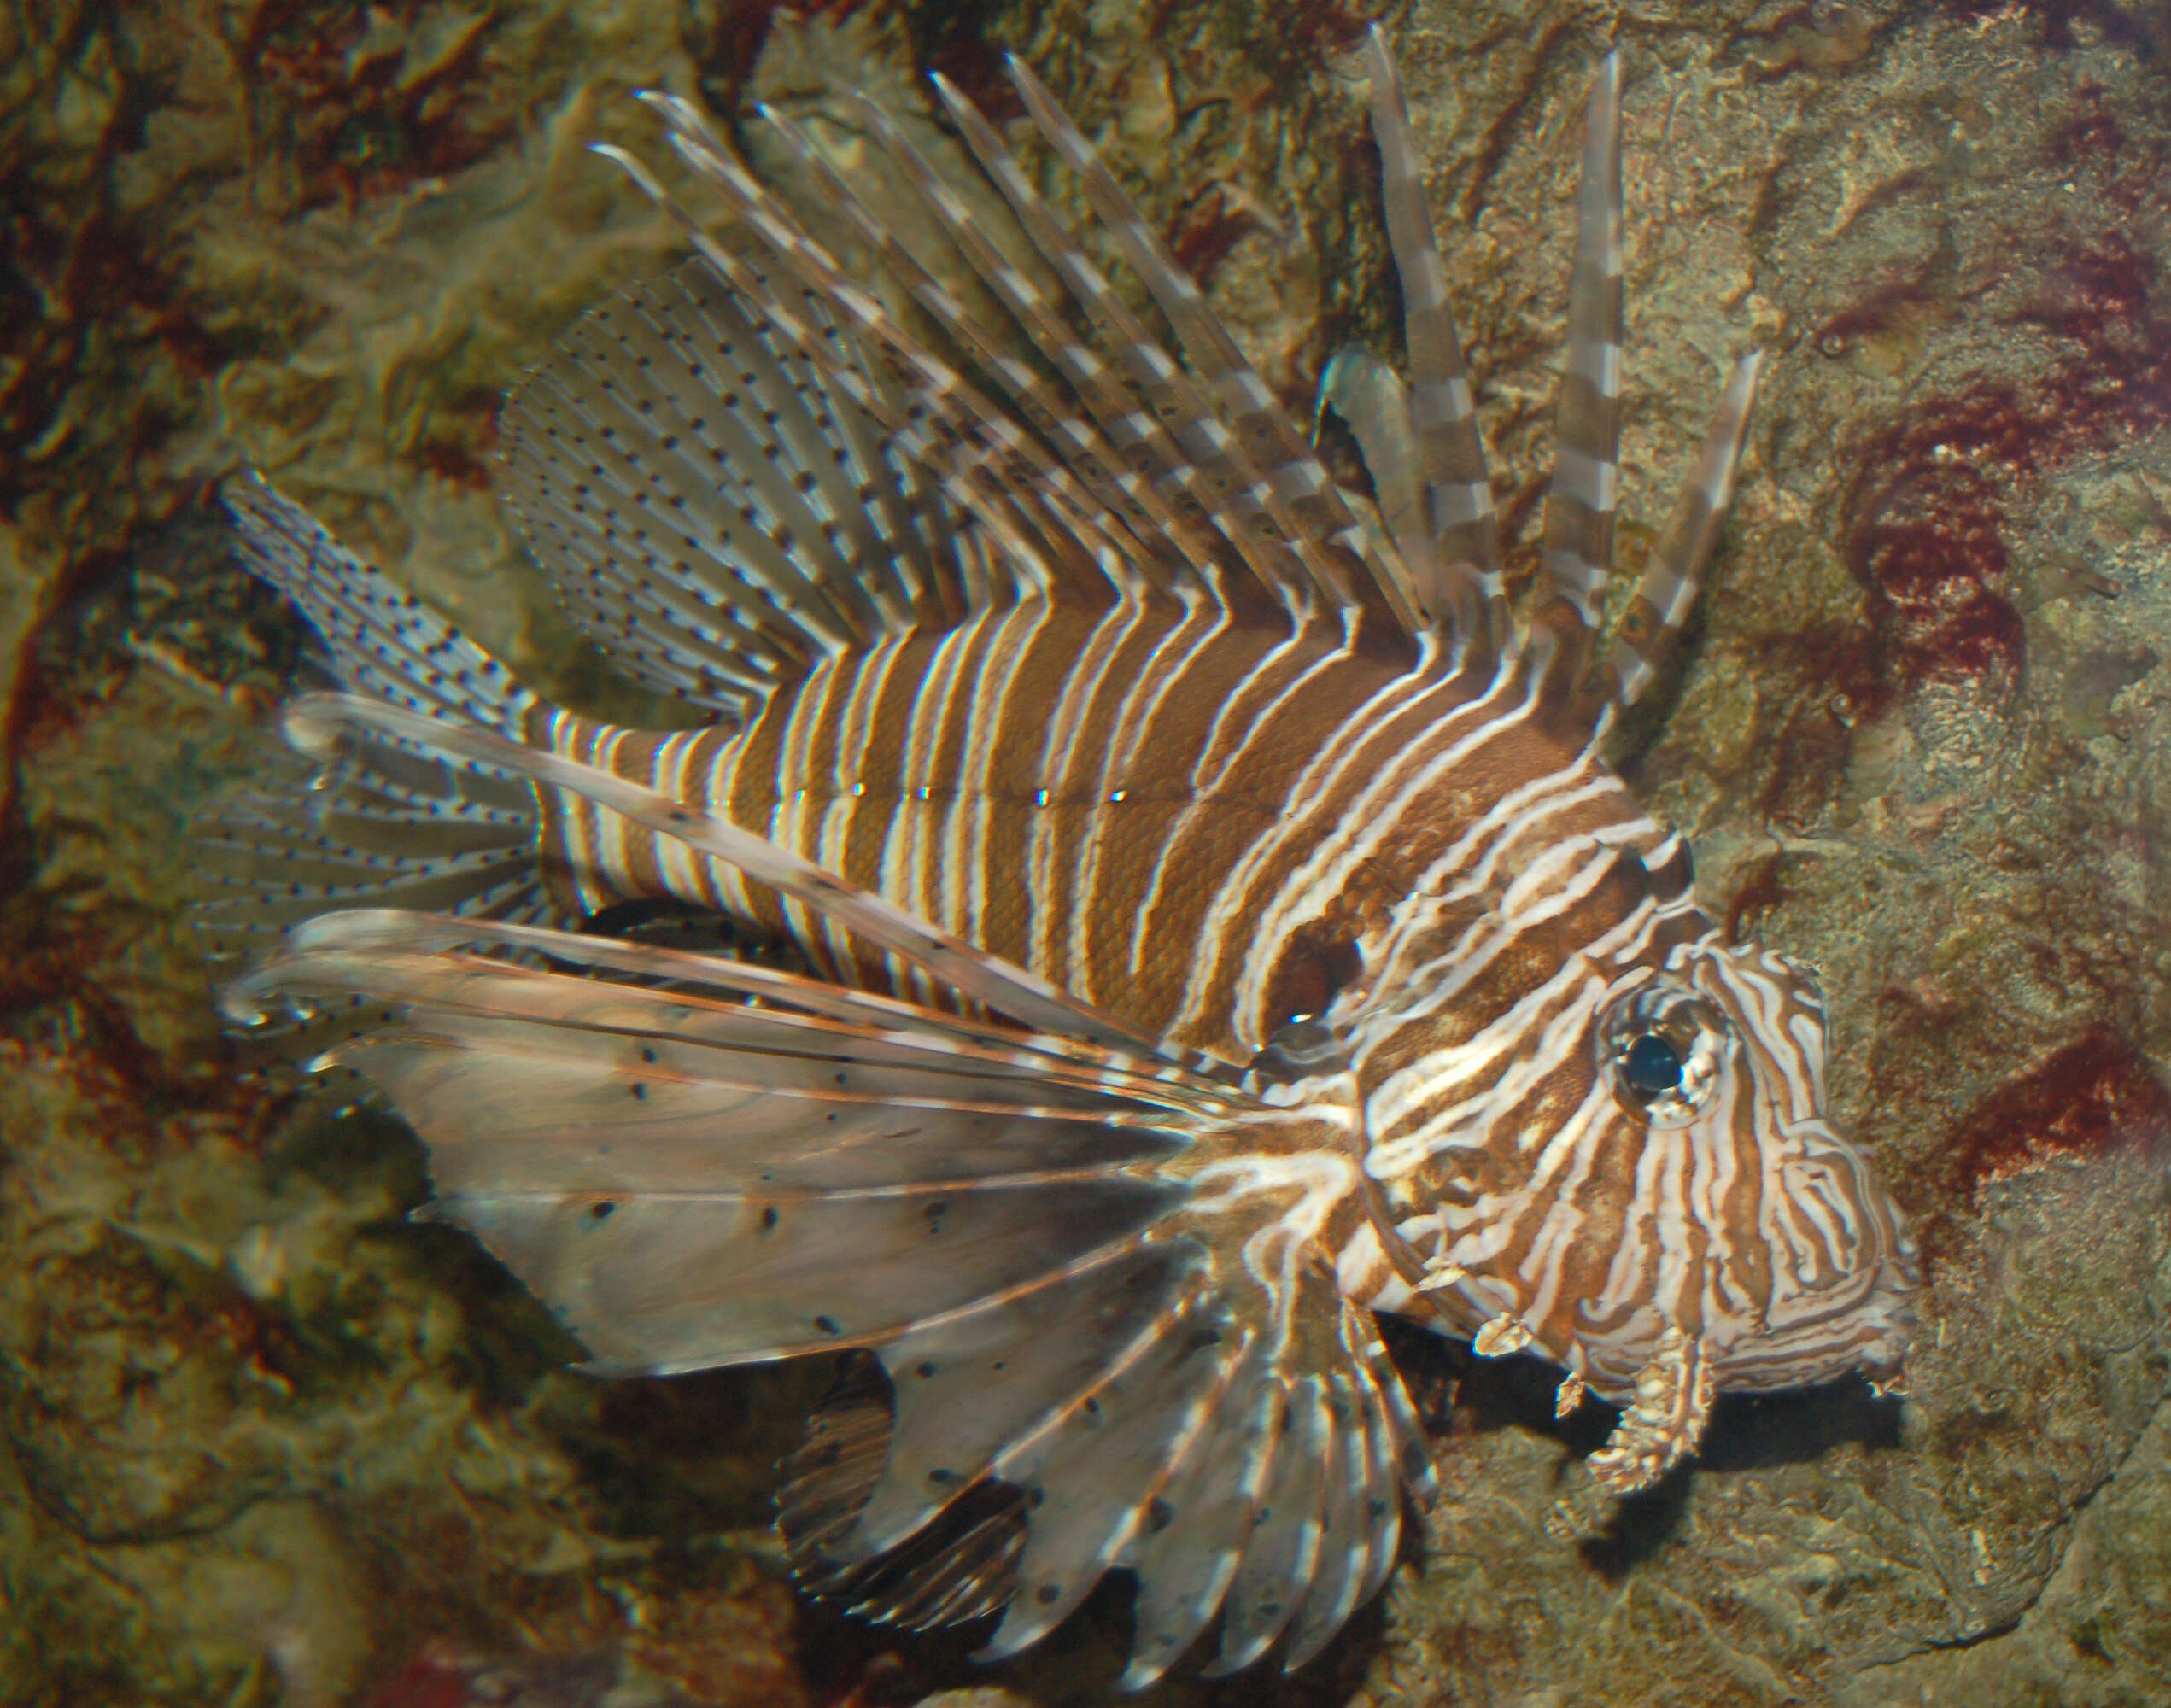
[202,32,1919,1688]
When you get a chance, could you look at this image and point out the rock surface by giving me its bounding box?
[3,1,2168,1704]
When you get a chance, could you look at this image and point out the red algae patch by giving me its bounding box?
[1827,235,2171,705]
[1914,1026,2171,1264]
[1839,386,2032,697]
[1947,1025,2171,1188]
[1755,61,2171,754]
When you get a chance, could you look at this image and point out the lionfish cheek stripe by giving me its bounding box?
[196,33,1916,1685]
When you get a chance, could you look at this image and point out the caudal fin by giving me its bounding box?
[192,478,566,997]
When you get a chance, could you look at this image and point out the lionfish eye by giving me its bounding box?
[1621,1032,1684,1094]
[1598,980,1732,1127]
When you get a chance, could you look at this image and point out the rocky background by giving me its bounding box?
[4,0,2169,1703]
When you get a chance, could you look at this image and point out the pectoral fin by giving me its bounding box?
[229,906,1434,1681]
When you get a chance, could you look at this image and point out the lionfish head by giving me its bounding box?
[1358,915,1917,1408]
[1579,937,1920,1395]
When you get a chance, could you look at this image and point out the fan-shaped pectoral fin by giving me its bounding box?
[763,1116,1434,1688]
[1162,1155,1429,1684]
[238,902,1433,1682]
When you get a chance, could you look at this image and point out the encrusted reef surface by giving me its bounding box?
[3,0,2170,1703]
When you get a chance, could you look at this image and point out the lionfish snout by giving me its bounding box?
[1678,948,1921,1392]
[1726,1123,1920,1387]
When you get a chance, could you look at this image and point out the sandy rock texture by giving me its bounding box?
[3,1,2168,1704]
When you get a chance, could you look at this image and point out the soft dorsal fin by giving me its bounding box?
[500,261,971,722]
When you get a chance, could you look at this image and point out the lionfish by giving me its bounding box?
[200,32,1919,1686]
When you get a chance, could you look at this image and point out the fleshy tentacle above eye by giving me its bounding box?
[220,698,1435,1683]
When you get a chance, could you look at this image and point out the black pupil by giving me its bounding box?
[1623,1032,1684,1096]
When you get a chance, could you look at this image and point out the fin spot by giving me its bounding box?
[588,1201,617,1221]
[814,1314,842,1336]
[760,1206,780,1231]
[1035,1582,1062,1606]
[1145,1497,1174,1534]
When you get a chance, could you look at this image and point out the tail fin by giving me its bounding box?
[193,477,565,987]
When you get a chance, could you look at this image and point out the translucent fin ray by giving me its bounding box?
[1536,50,1625,689]
[1316,348,1435,632]
[927,73,1352,618]
[758,97,1192,603]
[1002,60,1396,623]
[1361,30,1508,646]
[1599,353,1763,714]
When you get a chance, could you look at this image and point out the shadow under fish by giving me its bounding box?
[196,30,1920,1690]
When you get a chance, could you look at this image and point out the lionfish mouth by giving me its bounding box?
[1720,1260,1921,1395]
